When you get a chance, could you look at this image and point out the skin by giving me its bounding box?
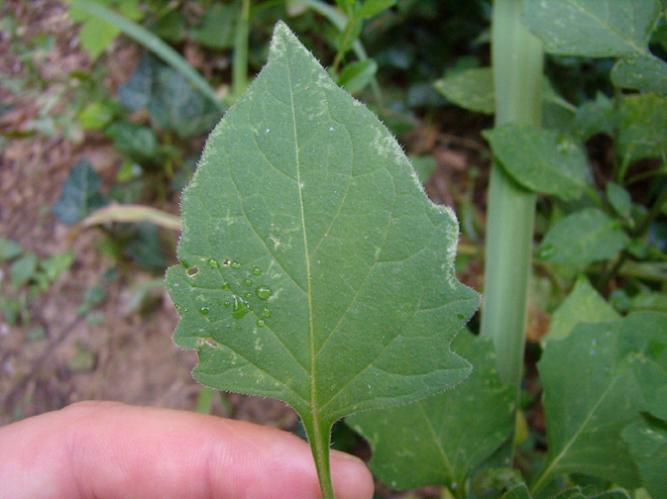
[0,401,374,499]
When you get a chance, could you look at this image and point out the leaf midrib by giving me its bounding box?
[532,375,619,492]
[283,43,320,424]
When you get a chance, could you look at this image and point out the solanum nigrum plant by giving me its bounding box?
[168,1,667,498]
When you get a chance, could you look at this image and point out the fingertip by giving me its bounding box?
[330,450,374,499]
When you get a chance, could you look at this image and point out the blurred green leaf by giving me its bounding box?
[10,253,37,289]
[630,292,667,313]
[538,208,629,271]
[124,222,166,269]
[572,93,616,141]
[435,67,494,114]
[337,59,377,94]
[409,155,437,184]
[105,122,157,161]
[544,276,620,343]
[0,237,22,263]
[484,124,590,201]
[40,251,74,282]
[606,182,633,220]
[78,101,114,130]
[148,65,221,138]
[611,54,667,97]
[618,94,667,166]
[357,0,396,19]
[189,3,237,49]
[53,159,108,225]
[622,417,667,499]
[523,0,659,58]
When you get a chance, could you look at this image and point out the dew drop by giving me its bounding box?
[251,266,262,276]
[223,300,231,308]
[199,306,210,316]
[231,261,241,269]
[255,285,272,300]
[243,278,253,287]
[261,307,272,318]
[222,282,231,290]
[244,292,253,300]
[208,258,220,269]
[232,296,250,319]
[256,319,266,328]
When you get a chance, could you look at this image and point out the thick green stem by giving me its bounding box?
[480,0,543,388]
[233,0,251,99]
[302,416,335,499]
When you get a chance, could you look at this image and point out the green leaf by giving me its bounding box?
[10,253,37,289]
[105,122,157,161]
[544,276,620,343]
[618,94,667,166]
[500,484,533,499]
[523,0,659,58]
[357,0,395,19]
[572,93,617,141]
[538,208,629,272]
[484,124,590,201]
[611,54,667,97]
[434,67,575,118]
[189,3,237,49]
[77,101,114,130]
[53,159,108,225]
[409,155,437,184]
[434,67,495,115]
[0,237,22,263]
[348,333,514,491]
[337,59,377,94]
[553,488,631,499]
[147,64,221,138]
[166,22,478,496]
[630,292,667,313]
[533,312,667,492]
[39,251,74,282]
[78,14,119,60]
[623,417,667,499]
[606,182,632,219]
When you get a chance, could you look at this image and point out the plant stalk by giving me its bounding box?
[233,0,251,99]
[302,416,335,499]
[480,0,543,388]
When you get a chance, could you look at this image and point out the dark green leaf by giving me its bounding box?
[148,65,221,138]
[500,484,533,499]
[618,94,667,166]
[166,23,478,488]
[118,54,155,111]
[622,417,667,499]
[611,54,667,97]
[534,312,667,492]
[538,208,629,271]
[434,67,495,114]
[484,124,590,201]
[105,122,157,161]
[523,0,659,57]
[544,276,619,343]
[53,159,108,225]
[348,333,514,491]
[572,93,616,141]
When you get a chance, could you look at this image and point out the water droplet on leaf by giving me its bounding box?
[208,258,220,269]
[255,286,272,300]
[256,319,265,328]
[252,266,262,276]
[199,306,209,316]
